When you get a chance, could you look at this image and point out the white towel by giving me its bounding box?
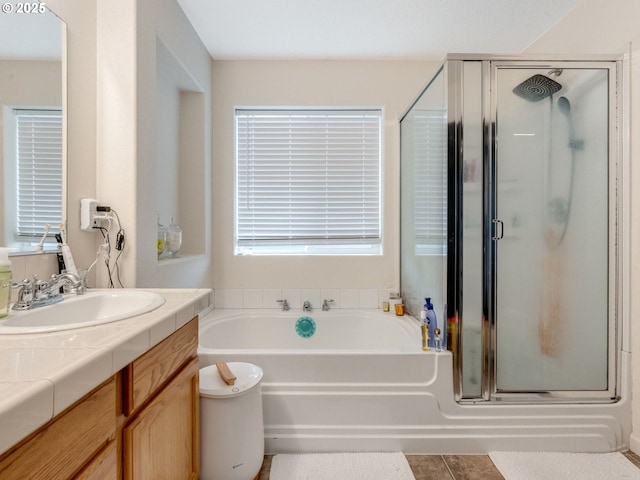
[270,452,415,480]
[489,451,640,480]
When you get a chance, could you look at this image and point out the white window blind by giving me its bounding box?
[15,109,63,238]
[413,110,447,254]
[235,109,382,255]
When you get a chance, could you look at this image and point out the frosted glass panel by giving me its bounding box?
[400,67,447,318]
[460,62,484,397]
[494,68,609,391]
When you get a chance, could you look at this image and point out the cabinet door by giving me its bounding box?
[123,358,199,480]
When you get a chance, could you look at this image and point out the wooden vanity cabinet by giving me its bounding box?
[121,317,200,480]
[0,317,200,480]
[75,441,119,480]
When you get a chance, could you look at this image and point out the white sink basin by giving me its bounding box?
[0,290,165,334]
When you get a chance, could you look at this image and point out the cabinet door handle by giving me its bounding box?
[492,219,504,240]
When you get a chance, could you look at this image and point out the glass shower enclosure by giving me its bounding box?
[400,55,622,402]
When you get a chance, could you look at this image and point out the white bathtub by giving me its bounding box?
[199,309,422,352]
[198,309,631,454]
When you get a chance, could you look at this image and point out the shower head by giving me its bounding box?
[512,74,562,102]
[558,96,571,116]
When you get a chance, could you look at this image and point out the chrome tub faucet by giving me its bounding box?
[277,299,290,311]
[303,300,312,312]
[322,299,334,311]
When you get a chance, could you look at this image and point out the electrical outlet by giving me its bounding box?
[80,198,99,230]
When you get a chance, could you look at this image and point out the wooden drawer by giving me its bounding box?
[123,317,198,415]
[0,377,116,480]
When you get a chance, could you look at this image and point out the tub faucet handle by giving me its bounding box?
[322,299,334,311]
[277,299,290,311]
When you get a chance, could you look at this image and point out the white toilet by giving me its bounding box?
[199,362,265,480]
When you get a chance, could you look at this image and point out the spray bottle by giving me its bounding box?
[424,298,437,348]
[0,248,12,318]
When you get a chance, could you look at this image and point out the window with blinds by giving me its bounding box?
[235,108,382,255]
[15,109,63,238]
[413,110,447,255]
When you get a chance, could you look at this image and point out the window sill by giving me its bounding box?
[235,244,382,256]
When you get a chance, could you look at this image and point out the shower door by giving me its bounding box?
[490,62,618,398]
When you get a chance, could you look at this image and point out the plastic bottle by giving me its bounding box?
[425,298,438,348]
[420,310,429,351]
[0,248,12,318]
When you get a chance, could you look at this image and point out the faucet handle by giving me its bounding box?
[322,299,334,311]
[33,274,47,289]
[277,299,290,311]
[12,278,33,293]
[11,278,34,309]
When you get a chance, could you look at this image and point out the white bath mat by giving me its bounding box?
[270,452,415,480]
[489,451,640,480]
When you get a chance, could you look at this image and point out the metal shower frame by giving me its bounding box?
[441,54,624,403]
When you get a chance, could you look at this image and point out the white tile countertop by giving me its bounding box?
[0,288,212,455]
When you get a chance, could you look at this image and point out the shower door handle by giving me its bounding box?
[492,219,504,240]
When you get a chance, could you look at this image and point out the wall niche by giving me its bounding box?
[155,38,206,261]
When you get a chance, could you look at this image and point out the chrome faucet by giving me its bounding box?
[45,272,86,295]
[322,299,334,311]
[277,299,290,311]
[303,300,312,312]
[12,272,85,311]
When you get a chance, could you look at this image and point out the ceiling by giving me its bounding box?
[177,0,584,61]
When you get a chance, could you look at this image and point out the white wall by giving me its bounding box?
[129,0,212,288]
[525,0,640,452]
[211,60,438,303]
[48,0,213,288]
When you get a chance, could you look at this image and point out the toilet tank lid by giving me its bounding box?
[200,362,263,398]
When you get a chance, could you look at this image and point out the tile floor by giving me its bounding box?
[257,451,640,479]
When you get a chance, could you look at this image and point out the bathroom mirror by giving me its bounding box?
[0,6,65,253]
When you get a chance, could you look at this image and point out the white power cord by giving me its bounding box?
[94,211,124,288]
